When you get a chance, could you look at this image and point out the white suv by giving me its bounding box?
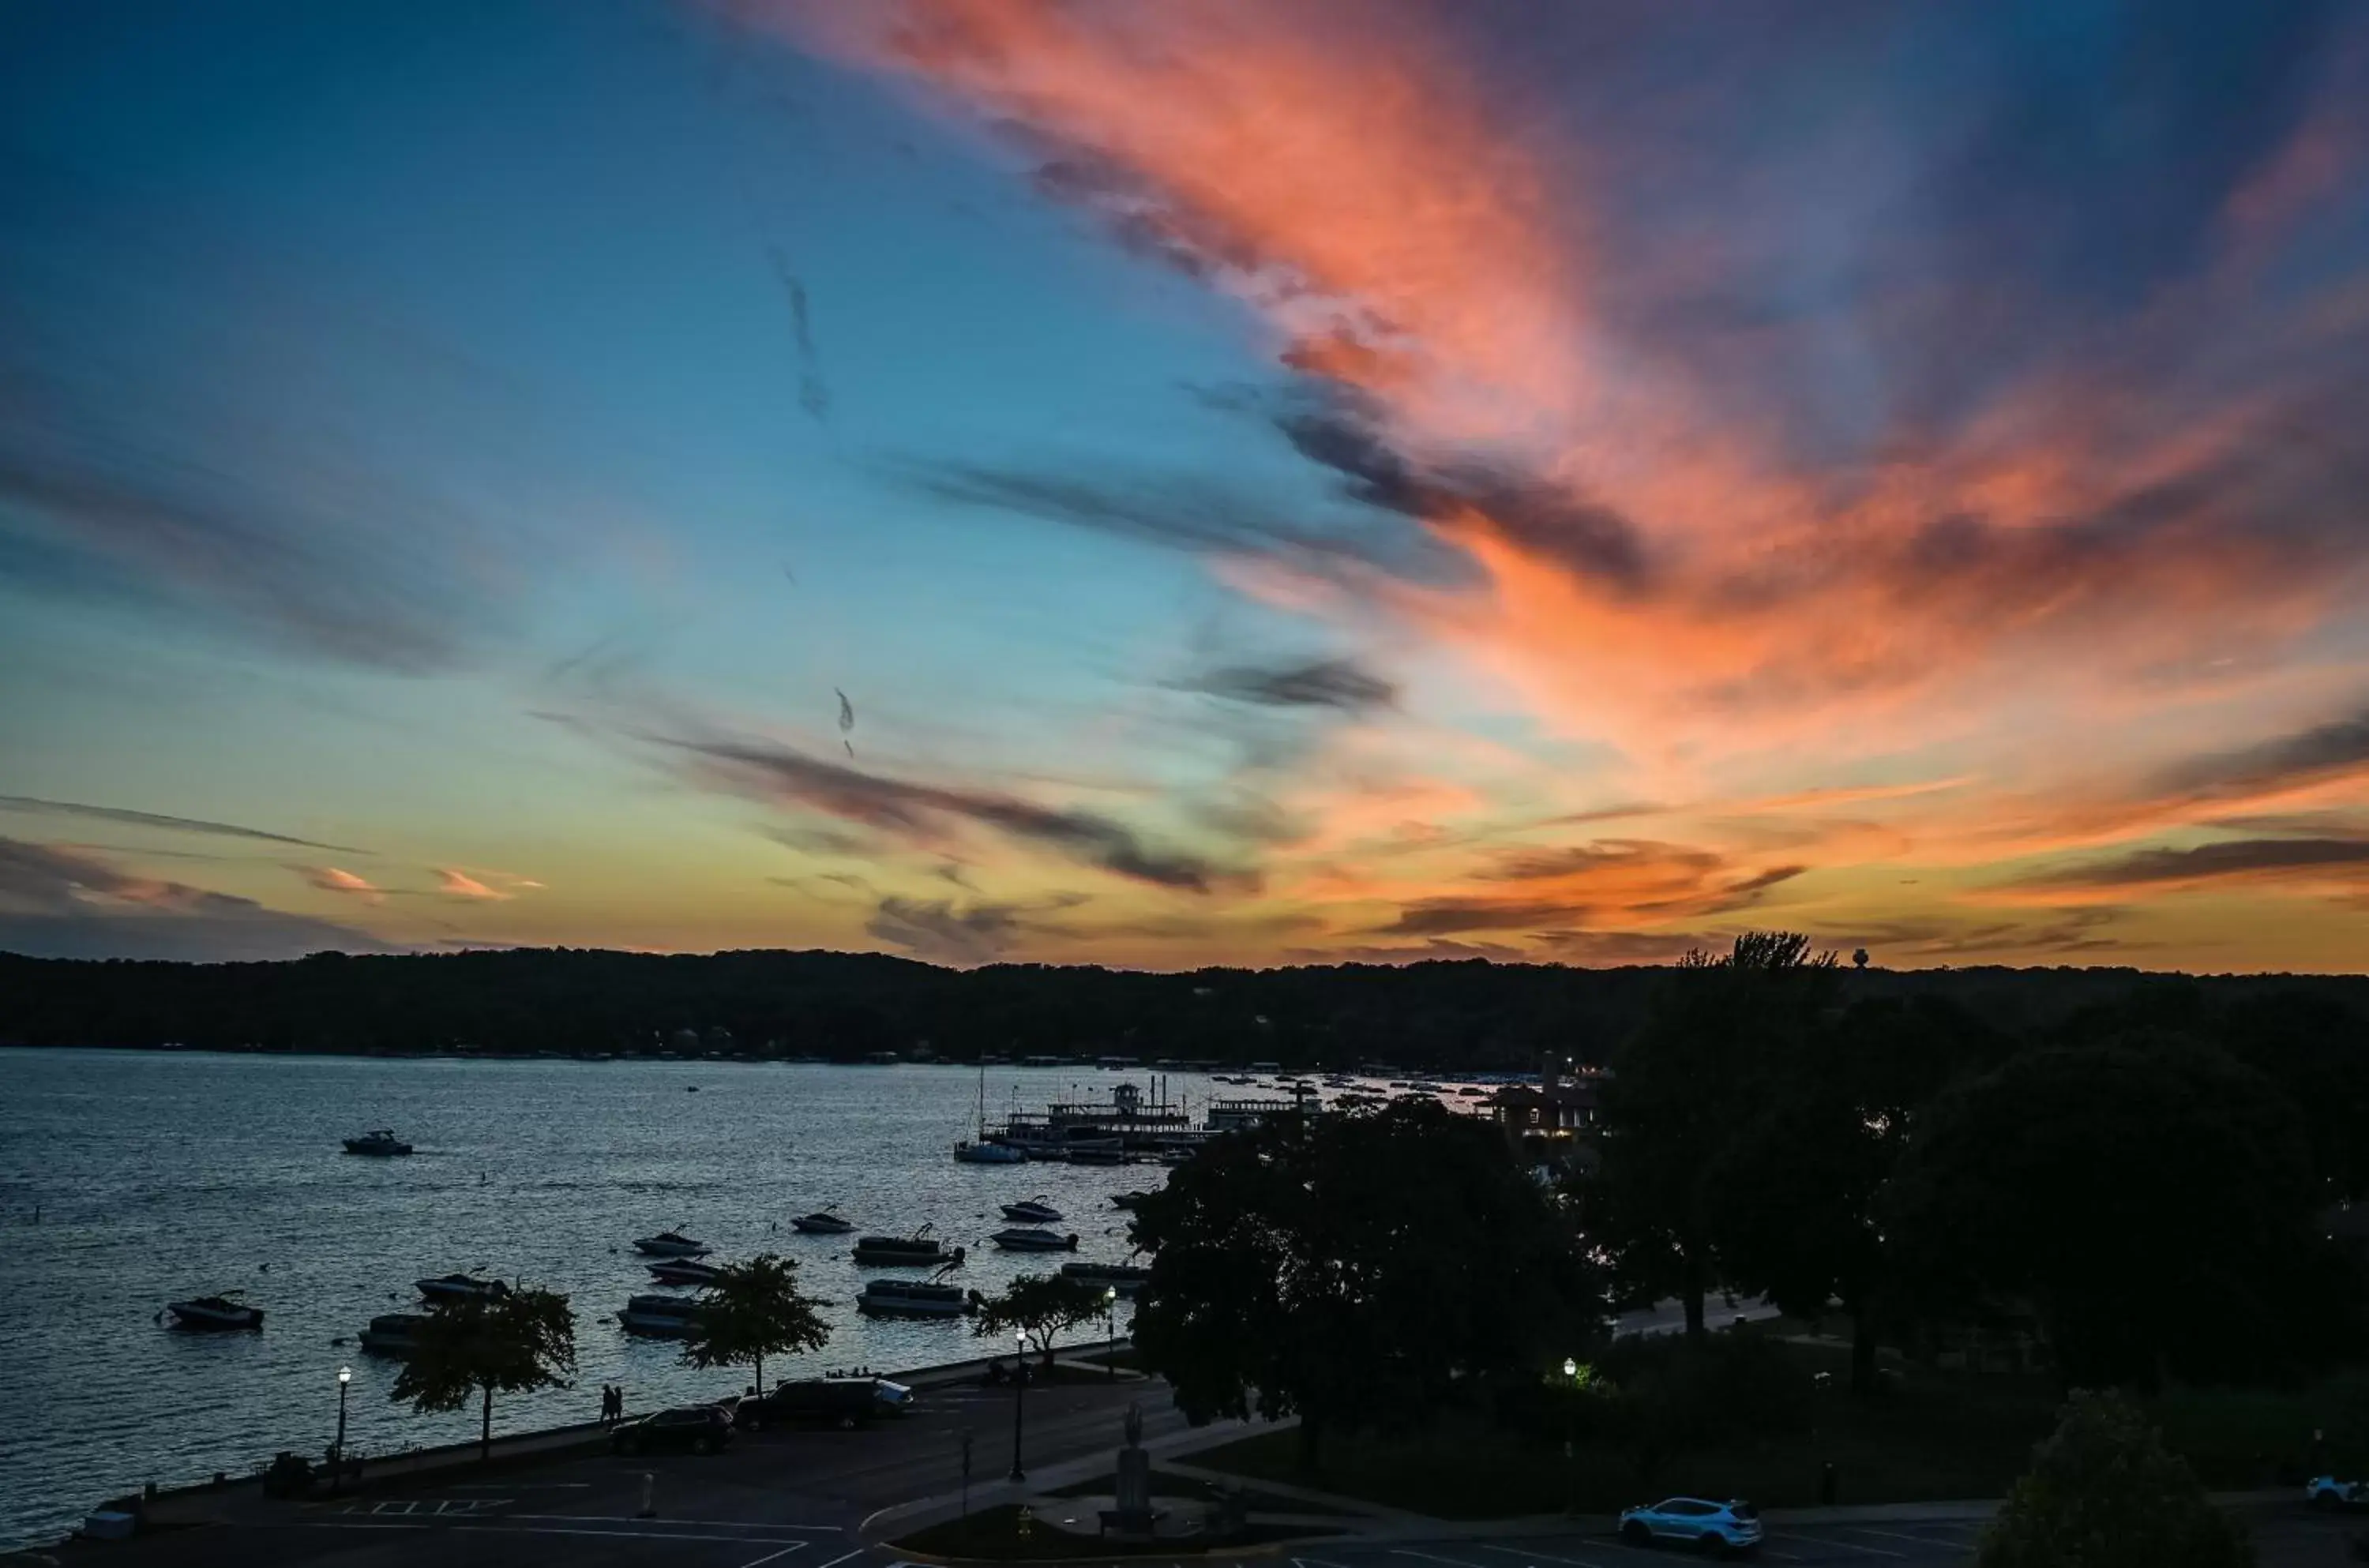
[1618,1496,1763,1555]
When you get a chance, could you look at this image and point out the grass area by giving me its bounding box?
[1188,1349,2361,1519]
[892,1504,1336,1560]
[1041,1469,1357,1515]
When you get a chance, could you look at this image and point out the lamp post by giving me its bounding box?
[332,1365,352,1491]
[1008,1331,1028,1482]
[1103,1287,1118,1382]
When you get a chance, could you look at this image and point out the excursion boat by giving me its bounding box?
[358,1311,428,1355]
[851,1226,965,1267]
[790,1209,856,1235]
[856,1275,982,1319]
[416,1273,509,1302]
[989,1226,1079,1252]
[646,1258,724,1286]
[343,1129,413,1157]
[954,1139,1027,1164]
[1000,1197,1064,1224]
[1060,1260,1151,1295]
[166,1294,264,1331]
[631,1230,711,1257]
[618,1292,706,1337]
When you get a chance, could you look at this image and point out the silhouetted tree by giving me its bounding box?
[1980,1390,2251,1568]
[974,1274,1105,1367]
[391,1286,576,1460]
[678,1254,832,1399]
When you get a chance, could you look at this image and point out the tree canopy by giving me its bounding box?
[1980,1390,2253,1568]
[1130,1098,1597,1466]
[678,1254,832,1398]
[974,1273,1109,1364]
[389,1285,576,1459]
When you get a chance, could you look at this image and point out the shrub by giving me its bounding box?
[1980,1390,2251,1568]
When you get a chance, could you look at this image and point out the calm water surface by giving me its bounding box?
[0,1051,1182,1547]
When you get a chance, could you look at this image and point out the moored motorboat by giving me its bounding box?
[358,1311,428,1355]
[1000,1196,1063,1224]
[954,1139,1027,1164]
[166,1294,264,1331]
[631,1229,711,1257]
[415,1272,509,1302]
[343,1129,413,1157]
[856,1275,982,1319]
[1060,1260,1151,1295]
[1109,1190,1154,1210]
[646,1258,724,1286]
[851,1226,964,1266]
[618,1292,706,1337]
[990,1226,1079,1252]
[790,1209,856,1235]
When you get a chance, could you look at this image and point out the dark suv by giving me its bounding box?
[612,1404,734,1456]
[738,1378,892,1431]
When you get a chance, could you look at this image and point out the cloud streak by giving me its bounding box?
[0,794,369,855]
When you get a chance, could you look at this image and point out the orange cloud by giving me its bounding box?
[435,868,510,901]
[302,865,383,903]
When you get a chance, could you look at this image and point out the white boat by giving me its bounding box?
[955,1139,1027,1164]
[990,1226,1079,1252]
[1001,1196,1064,1224]
[790,1209,855,1235]
[343,1129,413,1157]
[646,1258,724,1285]
[415,1272,509,1302]
[631,1230,711,1257]
[166,1294,264,1330]
[618,1292,706,1337]
[358,1311,428,1355]
[857,1274,981,1319]
[852,1226,964,1266]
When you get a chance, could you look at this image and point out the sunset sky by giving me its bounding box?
[6,0,2369,969]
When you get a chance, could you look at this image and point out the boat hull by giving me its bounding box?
[617,1311,701,1338]
[790,1216,855,1234]
[167,1304,264,1331]
[990,1229,1079,1251]
[632,1239,711,1257]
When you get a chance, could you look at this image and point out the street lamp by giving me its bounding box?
[1008,1331,1028,1482]
[1104,1287,1118,1382]
[332,1365,352,1491]
[1563,1357,1577,1380]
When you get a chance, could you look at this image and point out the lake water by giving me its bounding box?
[0,1050,1198,1548]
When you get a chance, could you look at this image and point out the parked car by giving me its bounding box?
[2309,1476,2369,1510]
[611,1405,734,1456]
[737,1376,907,1431]
[1617,1496,1763,1555]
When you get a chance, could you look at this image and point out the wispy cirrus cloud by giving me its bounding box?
[0,794,369,855]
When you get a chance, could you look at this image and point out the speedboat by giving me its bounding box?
[1001,1197,1064,1224]
[358,1311,428,1355]
[416,1272,509,1302]
[618,1293,706,1337]
[646,1258,724,1286]
[851,1226,964,1267]
[857,1275,982,1319]
[343,1129,413,1157]
[990,1227,1079,1252]
[954,1140,1027,1165]
[790,1210,855,1235]
[1060,1261,1151,1295]
[166,1294,264,1331]
[631,1230,711,1257]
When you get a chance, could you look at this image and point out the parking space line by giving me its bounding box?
[1393,1551,1496,1568]
[737,1547,810,1568]
[1473,1539,1615,1567]
[1773,1533,1905,1559]
[506,1514,842,1531]
[1291,1555,1358,1568]
[1846,1526,1958,1545]
[811,1551,867,1568]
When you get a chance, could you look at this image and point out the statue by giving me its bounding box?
[1122,1400,1143,1450]
[1112,1397,1154,1532]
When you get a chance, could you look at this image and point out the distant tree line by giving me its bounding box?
[6,945,2369,1073]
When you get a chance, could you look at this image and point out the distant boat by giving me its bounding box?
[618,1293,705,1337]
[415,1273,509,1303]
[631,1230,711,1258]
[954,1140,1027,1164]
[852,1226,964,1267]
[1001,1197,1063,1224]
[989,1227,1079,1252]
[358,1311,428,1355]
[1060,1260,1151,1295]
[646,1258,724,1286]
[1109,1190,1154,1210]
[790,1209,855,1235]
[1066,1145,1127,1166]
[343,1129,413,1157]
[166,1294,263,1331]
